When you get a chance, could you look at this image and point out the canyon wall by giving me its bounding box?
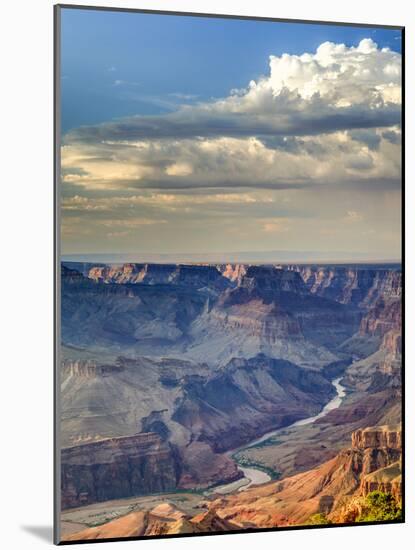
[60,261,402,514]
[206,425,402,528]
[62,425,402,540]
[298,265,401,306]
[351,425,401,450]
[61,433,178,510]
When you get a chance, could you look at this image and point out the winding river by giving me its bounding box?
[208,377,346,495]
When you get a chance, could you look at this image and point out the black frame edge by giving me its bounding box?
[55,3,404,29]
[54,3,62,546]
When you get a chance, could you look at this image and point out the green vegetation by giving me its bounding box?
[306,513,332,525]
[356,491,402,522]
[245,437,282,450]
[232,453,281,480]
[305,491,402,526]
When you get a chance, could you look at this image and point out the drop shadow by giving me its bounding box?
[21,525,53,543]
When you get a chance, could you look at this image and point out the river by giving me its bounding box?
[208,376,346,495]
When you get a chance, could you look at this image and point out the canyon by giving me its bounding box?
[206,425,402,528]
[59,261,402,539]
[62,424,402,540]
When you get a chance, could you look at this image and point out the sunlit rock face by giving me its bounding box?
[297,265,401,306]
[205,425,401,528]
[61,424,402,538]
[60,261,401,508]
[351,425,401,450]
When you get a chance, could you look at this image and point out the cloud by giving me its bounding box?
[382,129,401,145]
[101,219,167,228]
[61,39,402,258]
[62,192,283,213]
[67,39,401,146]
[113,79,141,87]
[67,101,399,143]
[61,130,401,192]
[263,219,290,233]
[61,39,401,197]
[165,162,193,177]
[344,210,363,222]
[106,230,131,238]
[169,92,198,100]
[348,129,382,151]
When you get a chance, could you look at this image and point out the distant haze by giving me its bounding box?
[61,250,401,265]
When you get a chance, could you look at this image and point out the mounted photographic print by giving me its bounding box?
[54,4,404,544]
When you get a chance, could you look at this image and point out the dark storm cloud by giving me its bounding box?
[382,130,401,145]
[114,178,310,191]
[65,101,401,145]
[348,129,382,151]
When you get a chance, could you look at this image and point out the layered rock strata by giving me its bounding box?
[61,433,178,509]
[206,425,402,527]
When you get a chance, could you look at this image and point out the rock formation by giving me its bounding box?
[217,263,247,285]
[173,354,335,452]
[297,265,401,306]
[62,425,401,539]
[351,425,401,450]
[59,260,402,524]
[61,433,178,509]
[87,262,230,290]
[207,425,402,528]
[62,503,240,541]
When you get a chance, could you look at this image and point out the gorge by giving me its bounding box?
[59,261,402,538]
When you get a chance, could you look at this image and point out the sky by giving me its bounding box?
[60,7,402,262]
